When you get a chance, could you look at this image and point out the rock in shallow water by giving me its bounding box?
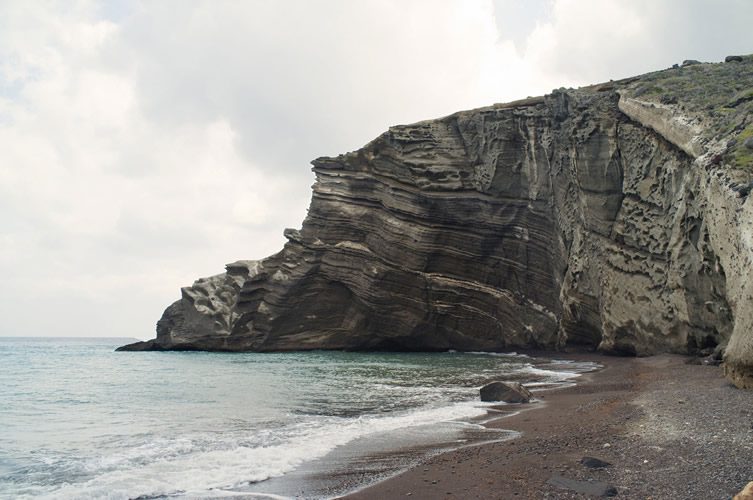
[479,382,532,403]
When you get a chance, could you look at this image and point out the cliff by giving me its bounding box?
[119,56,753,388]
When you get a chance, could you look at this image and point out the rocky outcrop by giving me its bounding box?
[617,96,704,157]
[119,56,753,387]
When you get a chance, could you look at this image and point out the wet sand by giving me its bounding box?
[341,354,753,499]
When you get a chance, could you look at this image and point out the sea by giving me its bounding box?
[0,337,598,500]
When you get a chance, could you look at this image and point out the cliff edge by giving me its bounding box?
[119,56,753,388]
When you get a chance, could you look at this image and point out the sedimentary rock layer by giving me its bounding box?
[119,56,753,387]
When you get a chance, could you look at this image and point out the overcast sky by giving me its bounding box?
[1,0,751,339]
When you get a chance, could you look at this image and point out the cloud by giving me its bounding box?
[113,1,518,167]
[0,0,750,338]
[522,0,753,84]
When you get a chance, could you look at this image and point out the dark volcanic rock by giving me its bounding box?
[581,456,612,469]
[702,356,722,366]
[479,382,533,403]
[121,57,753,390]
[116,340,159,351]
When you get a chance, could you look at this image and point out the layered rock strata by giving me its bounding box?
[120,57,753,387]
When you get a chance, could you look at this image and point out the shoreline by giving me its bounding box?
[340,353,753,499]
[239,352,599,500]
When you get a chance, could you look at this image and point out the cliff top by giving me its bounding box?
[619,54,753,170]
[318,54,753,179]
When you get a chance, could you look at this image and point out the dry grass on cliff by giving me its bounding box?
[624,55,753,171]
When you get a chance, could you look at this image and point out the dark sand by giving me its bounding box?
[341,354,753,499]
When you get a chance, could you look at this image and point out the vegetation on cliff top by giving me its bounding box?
[621,54,753,171]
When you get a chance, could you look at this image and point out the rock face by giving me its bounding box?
[119,56,753,388]
[479,382,533,403]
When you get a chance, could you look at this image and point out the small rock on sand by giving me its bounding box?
[581,456,612,469]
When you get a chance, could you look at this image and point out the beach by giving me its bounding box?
[343,354,753,499]
[3,340,751,499]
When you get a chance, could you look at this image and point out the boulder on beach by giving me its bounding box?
[479,381,532,403]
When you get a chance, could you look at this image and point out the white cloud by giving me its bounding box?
[523,0,753,84]
[0,0,750,338]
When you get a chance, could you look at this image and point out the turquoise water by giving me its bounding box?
[0,338,594,499]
